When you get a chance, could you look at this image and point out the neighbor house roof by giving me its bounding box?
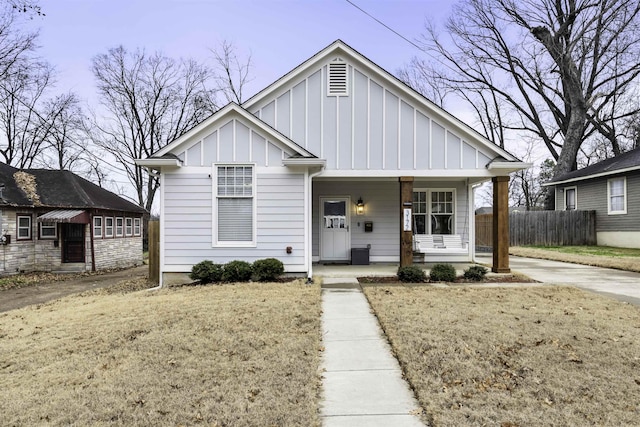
[0,162,147,213]
[544,146,640,186]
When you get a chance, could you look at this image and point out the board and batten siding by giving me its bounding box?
[249,62,494,172]
[173,117,296,167]
[162,170,306,271]
[312,180,469,262]
[556,171,640,232]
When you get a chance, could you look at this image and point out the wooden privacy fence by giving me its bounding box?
[475,210,597,248]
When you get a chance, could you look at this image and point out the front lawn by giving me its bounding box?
[0,281,322,426]
[364,285,640,426]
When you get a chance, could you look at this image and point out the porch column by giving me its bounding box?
[492,176,510,273]
[400,177,414,267]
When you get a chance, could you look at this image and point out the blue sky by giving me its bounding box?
[28,0,454,104]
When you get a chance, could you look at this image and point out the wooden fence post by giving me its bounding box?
[149,220,160,284]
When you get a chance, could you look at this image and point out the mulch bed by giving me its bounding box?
[358,275,538,284]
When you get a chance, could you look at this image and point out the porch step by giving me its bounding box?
[53,263,87,274]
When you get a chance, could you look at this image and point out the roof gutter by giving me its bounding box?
[542,164,640,186]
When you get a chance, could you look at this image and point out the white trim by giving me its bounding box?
[382,89,386,169]
[543,165,640,186]
[351,65,355,170]
[317,169,504,178]
[413,108,417,170]
[319,195,351,262]
[607,176,627,215]
[159,172,166,288]
[336,96,340,169]
[283,158,326,167]
[212,163,258,247]
[135,158,181,168]
[134,217,141,236]
[104,217,114,238]
[397,97,401,169]
[39,222,57,239]
[563,186,577,211]
[125,217,133,237]
[367,77,371,170]
[115,217,124,237]
[92,216,103,239]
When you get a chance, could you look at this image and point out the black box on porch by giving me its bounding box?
[351,247,370,265]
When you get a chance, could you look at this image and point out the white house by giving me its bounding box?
[137,40,528,285]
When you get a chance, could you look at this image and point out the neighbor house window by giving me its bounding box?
[215,165,255,245]
[105,217,114,237]
[564,187,577,210]
[125,218,133,236]
[412,189,455,234]
[134,218,141,236]
[39,222,57,239]
[93,216,103,238]
[17,214,31,240]
[116,217,123,237]
[608,177,627,214]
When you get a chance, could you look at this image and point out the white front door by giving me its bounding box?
[320,197,351,261]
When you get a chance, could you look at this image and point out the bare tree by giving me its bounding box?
[90,46,217,211]
[0,56,57,168]
[404,0,640,207]
[210,40,252,104]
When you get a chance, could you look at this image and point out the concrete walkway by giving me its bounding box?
[320,278,425,427]
[477,254,640,305]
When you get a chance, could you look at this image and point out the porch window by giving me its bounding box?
[17,214,31,240]
[125,218,133,236]
[215,165,255,245]
[105,217,114,237]
[431,191,454,234]
[116,217,123,237]
[564,187,577,210]
[134,218,141,236]
[93,216,103,238]
[608,177,626,214]
[40,222,57,239]
[413,190,455,235]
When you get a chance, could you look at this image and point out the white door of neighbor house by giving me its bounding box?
[320,197,351,261]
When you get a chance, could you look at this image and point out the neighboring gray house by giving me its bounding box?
[138,40,528,285]
[544,146,640,248]
[0,162,147,274]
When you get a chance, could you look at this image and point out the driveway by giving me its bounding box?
[0,266,148,313]
[478,254,640,306]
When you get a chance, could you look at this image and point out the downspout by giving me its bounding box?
[306,167,325,282]
[89,213,96,272]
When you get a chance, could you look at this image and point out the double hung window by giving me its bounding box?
[215,165,255,245]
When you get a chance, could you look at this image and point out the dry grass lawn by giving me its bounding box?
[511,246,640,273]
[364,285,640,427]
[0,280,322,426]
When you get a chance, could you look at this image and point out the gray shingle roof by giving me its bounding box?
[0,162,147,214]
[546,146,640,184]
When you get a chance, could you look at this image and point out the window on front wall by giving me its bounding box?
[116,217,123,237]
[412,190,455,234]
[215,165,255,244]
[125,217,133,236]
[93,216,103,238]
[564,187,577,210]
[608,177,627,214]
[105,217,114,237]
[17,215,31,240]
[39,222,56,239]
[134,218,141,236]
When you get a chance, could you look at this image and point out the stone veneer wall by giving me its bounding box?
[0,208,143,274]
[93,236,143,270]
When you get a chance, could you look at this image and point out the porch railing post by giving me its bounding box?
[400,176,414,267]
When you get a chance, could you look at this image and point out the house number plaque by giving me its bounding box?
[403,208,412,232]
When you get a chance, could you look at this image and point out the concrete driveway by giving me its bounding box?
[478,254,640,306]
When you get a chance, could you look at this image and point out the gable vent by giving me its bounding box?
[328,60,348,96]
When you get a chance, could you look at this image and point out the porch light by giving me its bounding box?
[356,197,364,215]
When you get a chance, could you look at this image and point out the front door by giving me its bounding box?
[320,197,350,261]
[62,223,85,263]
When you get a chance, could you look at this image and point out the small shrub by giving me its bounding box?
[253,258,285,282]
[397,265,427,283]
[464,265,488,281]
[429,263,457,282]
[221,260,253,282]
[189,260,223,283]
